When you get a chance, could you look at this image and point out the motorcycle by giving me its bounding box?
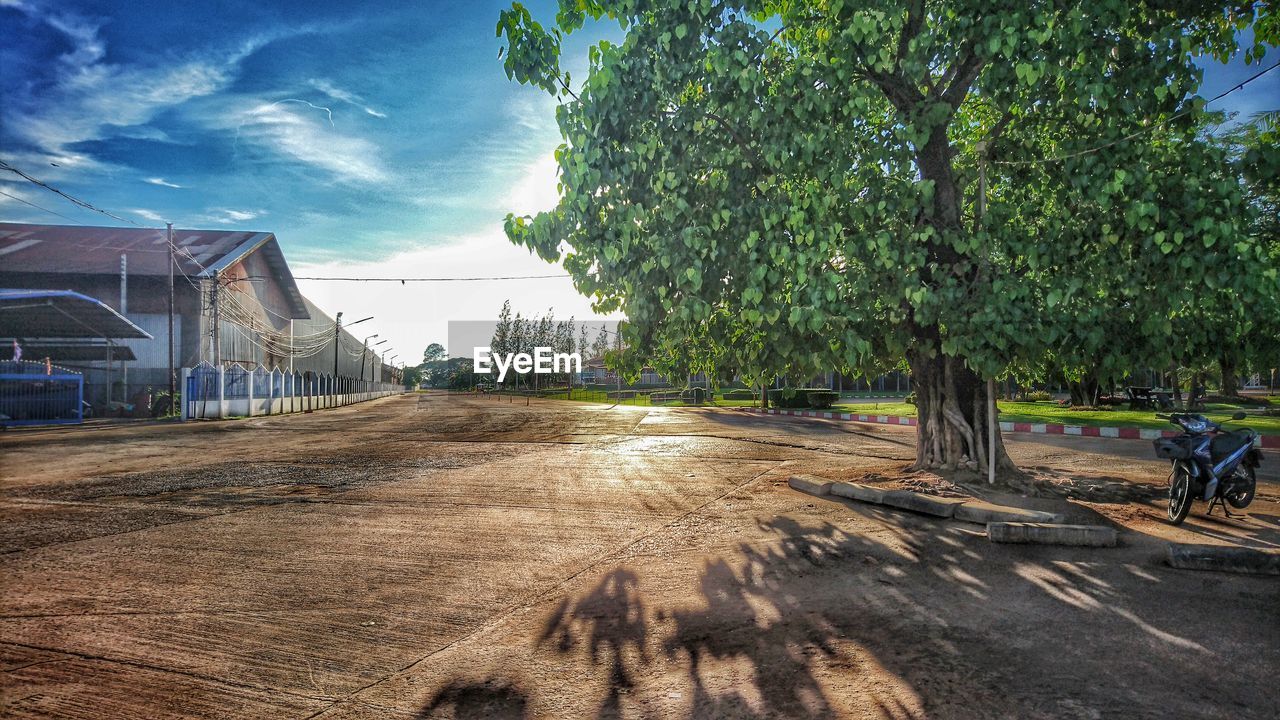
[1153,411,1263,524]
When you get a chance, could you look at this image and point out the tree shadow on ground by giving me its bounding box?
[419,677,530,719]
[538,568,648,719]
[505,504,1275,718]
[658,517,851,719]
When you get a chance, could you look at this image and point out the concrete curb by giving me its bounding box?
[741,408,1279,449]
[830,481,886,504]
[987,523,1117,547]
[788,475,832,496]
[880,490,968,518]
[953,501,1064,525]
[817,477,1072,531]
[1165,543,1280,576]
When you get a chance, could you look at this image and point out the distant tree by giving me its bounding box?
[590,324,609,362]
[509,312,527,386]
[402,366,424,388]
[492,300,513,358]
[423,343,446,364]
[446,358,476,389]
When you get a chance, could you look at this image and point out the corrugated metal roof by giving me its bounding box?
[0,288,153,340]
[5,342,137,362]
[0,223,309,319]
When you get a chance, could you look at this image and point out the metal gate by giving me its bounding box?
[185,363,220,419]
[0,360,84,426]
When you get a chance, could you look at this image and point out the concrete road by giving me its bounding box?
[1,393,1276,719]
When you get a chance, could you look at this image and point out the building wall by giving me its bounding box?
[2,256,395,406]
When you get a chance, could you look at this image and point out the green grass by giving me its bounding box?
[526,389,1280,434]
[831,400,1280,434]
[994,401,1280,434]
[829,401,917,416]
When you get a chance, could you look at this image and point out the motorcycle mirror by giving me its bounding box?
[1231,411,1247,421]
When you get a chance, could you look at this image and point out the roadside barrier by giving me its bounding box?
[181,362,401,420]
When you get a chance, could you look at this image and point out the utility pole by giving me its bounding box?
[211,278,221,366]
[328,314,374,381]
[167,223,175,414]
[120,253,127,401]
[977,141,996,486]
[333,312,344,379]
[361,334,378,383]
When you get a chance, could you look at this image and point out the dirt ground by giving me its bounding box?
[1,392,1277,719]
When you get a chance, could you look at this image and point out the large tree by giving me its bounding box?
[499,0,1267,473]
[423,343,447,364]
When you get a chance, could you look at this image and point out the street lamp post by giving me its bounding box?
[332,314,372,380]
[361,334,378,383]
[332,312,343,379]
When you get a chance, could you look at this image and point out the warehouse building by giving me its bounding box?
[0,222,397,411]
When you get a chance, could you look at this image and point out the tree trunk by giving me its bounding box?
[1066,370,1100,406]
[1219,355,1239,397]
[760,381,769,410]
[909,351,1014,475]
[905,120,1013,476]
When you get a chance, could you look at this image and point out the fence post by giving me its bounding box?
[217,365,226,419]
[180,367,191,420]
[247,367,256,417]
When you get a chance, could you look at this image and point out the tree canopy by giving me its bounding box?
[499,0,1278,471]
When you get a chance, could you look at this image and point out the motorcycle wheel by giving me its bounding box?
[1226,466,1256,510]
[1168,465,1193,525]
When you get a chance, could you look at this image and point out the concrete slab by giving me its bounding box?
[880,490,968,518]
[1166,543,1280,576]
[987,523,1117,547]
[830,481,886,504]
[954,501,1064,525]
[788,474,833,496]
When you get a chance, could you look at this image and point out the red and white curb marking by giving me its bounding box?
[741,407,1279,449]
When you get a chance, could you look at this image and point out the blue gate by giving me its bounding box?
[0,360,84,426]
[185,363,220,418]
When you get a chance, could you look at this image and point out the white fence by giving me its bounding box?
[181,363,401,420]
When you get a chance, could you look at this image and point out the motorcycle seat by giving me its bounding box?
[1210,430,1254,463]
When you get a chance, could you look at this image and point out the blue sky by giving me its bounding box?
[0,0,616,257]
[0,0,623,359]
[0,1,1274,359]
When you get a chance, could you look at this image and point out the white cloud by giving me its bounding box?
[222,209,260,222]
[131,208,167,223]
[144,177,182,189]
[4,18,240,155]
[220,100,387,184]
[291,228,619,363]
[507,153,562,217]
[0,183,75,222]
[4,5,359,186]
[308,78,387,119]
[44,11,105,68]
[201,208,265,224]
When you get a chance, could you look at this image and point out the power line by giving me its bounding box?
[0,159,143,225]
[293,274,571,282]
[995,59,1280,166]
[0,189,79,222]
